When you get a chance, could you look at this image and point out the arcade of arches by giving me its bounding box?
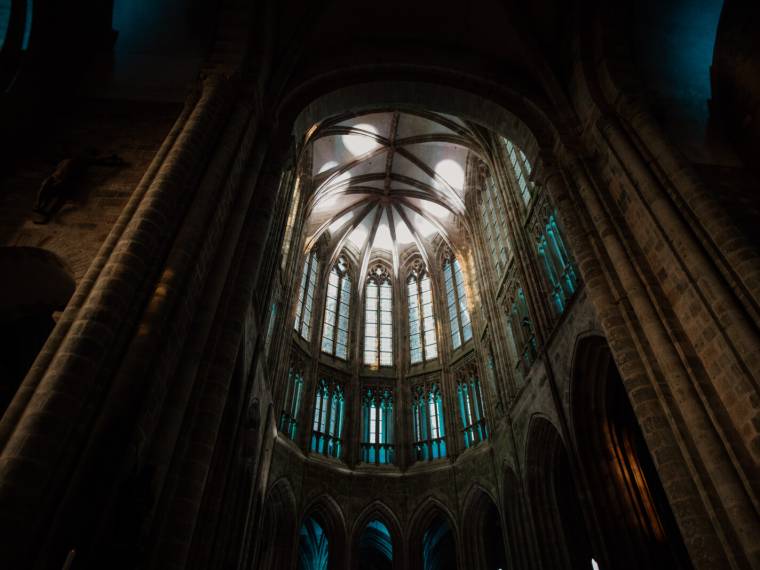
[0,1,759,569]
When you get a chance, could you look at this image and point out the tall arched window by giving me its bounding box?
[361,387,394,465]
[508,287,537,377]
[321,256,352,359]
[480,176,511,277]
[364,265,393,368]
[537,213,578,315]
[504,138,534,206]
[279,366,304,439]
[294,251,319,340]
[412,384,447,461]
[311,379,345,459]
[407,265,438,365]
[443,252,472,350]
[457,370,487,448]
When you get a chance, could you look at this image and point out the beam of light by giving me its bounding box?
[342,123,379,156]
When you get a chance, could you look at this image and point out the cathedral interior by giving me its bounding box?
[0,1,759,569]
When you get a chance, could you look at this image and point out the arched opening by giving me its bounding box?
[356,519,393,570]
[462,486,508,570]
[0,246,74,418]
[409,502,458,570]
[299,496,348,570]
[299,515,330,570]
[526,416,593,570]
[572,335,692,569]
[254,479,297,570]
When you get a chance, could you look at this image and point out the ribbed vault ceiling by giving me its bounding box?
[304,111,484,285]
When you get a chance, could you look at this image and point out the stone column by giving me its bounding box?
[0,74,239,567]
[543,154,748,569]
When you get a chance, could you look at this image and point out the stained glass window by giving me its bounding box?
[504,138,534,206]
[443,253,472,350]
[537,213,578,316]
[480,176,511,277]
[310,379,344,459]
[294,251,319,340]
[321,256,352,359]
[361,387,394,464]
[412,384,447,461]
[508,287,538,378]
[364,265,393,368]
[457,374,487,448]
[407,267,438,364]
[279,367,304,439]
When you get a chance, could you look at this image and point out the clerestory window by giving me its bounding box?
[321,256,352,359]
[480,176,512,277]
[407,266,438,365]
[361,387,394,465]
[537,213,578,316]
[364,265,393,368]
[504,138,534,206]
[279,367,304,439]
[294,251,319,340]
[411,384,447,461]
[443,253,472,350]
[310,379,345,459]
[457,374,487,448]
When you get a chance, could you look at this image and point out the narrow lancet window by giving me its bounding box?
[364,265,393,368]
[508,287,537,377]
[412,384,447,461]
[457,372,487,448]
[504,138,533,206]
[407,264,438,364]
[294,251,319,340]
[321,256,352,359]
[310,379,344,459]
[361,387,394,464]
[480,176,511,277]
[279,367,304,439]
[537,213,578,315]
[443,252,472,350]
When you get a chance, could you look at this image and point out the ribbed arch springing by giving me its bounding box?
[321,256,352,359]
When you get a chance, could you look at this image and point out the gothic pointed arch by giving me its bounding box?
[461,484,507,570]
[255,478,298,570]
[408,497,459,570]
[525,415,593,570]
[570,335,691,569]
[300,494,349,570]
[350,500,403,570]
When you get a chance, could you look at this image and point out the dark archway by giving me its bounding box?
[351,501,403,570]
[0,247,74,418]
[409,499,458,570]
[462,485,508,570]
[356,520,393,570]
[525,416,593,570]
[300,495,348,570]
[571,335,692,569]
[255,479,298,570]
